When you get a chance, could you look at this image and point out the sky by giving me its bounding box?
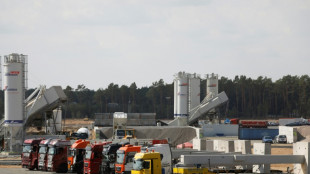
[1,0,309,90]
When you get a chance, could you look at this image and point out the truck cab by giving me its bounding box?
[100,142,128,174]
[68,139,90,173]
[83,141,111,174]
[115,128,136,139]
[115,144,141,174]
[38,138,52,171]
[47,139,71,173]
[21,138,43,170]
[132,151,162,174]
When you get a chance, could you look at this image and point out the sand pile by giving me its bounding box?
[297,126,310,142]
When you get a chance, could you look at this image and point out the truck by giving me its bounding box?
[47,139,71,173]
[38,138,52,171]
[132,151,215,174]
[131,151,162,174]
[100,143,125,174]
[68,139,90,173]
[21,138,43,170]
[115,144,141,174]
[83,141,111,174]
[115,128,136,139]
[240,120,268,128]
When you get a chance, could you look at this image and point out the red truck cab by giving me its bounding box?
[38,138,52,171]
[47,139,71,173]
[115,145,141,174]
[21,138,43,170]
[84,141,111,174]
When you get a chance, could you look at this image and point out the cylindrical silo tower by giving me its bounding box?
[3,53,28,152]
[206,73,218,98]
[173,72,201,126]
[188,73,200,112]
[174,72,189,118]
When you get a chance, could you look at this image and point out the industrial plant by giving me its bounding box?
[1,53,310,174]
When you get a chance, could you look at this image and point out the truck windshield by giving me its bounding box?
[133,159,144,170]
[117,130,125,137]
[22,145,31,153]
[39,146,47,154]
[48,147,56,155]
[85,150,92,159]
[116,150,125,164]
[126,130,133,136]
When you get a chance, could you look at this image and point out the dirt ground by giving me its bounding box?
[270,144,293,172]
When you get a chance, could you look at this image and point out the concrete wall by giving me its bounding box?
[193,139,206,150]
[213,140,234,153]
[234,140,251,154]
[279,126,297,143]
[94,113,156,126]
[202,124,238,137]
[253,143,271,173]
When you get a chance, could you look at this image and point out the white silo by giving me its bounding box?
[188,73,200,112]
[174,72,189,118]
[206,73,218,98]
[3,53,28,152]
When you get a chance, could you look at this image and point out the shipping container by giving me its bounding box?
[238,128,279,140]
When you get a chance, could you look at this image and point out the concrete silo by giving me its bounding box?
[3,53,28,152]
[206,73,218,98]
[173,72,200,126]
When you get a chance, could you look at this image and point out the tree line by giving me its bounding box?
[0,75,309,120]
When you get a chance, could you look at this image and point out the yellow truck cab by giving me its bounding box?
[132,151,162,174]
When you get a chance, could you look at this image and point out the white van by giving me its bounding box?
[274,135,287,143]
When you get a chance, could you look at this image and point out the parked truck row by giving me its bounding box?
[21,138,171,174]
[21,137,224,174]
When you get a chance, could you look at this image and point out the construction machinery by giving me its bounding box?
[21,138,43,170]
[115,128,136,139]
[47,139,71,173]
[68,139,90,173]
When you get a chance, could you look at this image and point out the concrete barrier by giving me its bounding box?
[253,143,271,173]
[279,126,297,143]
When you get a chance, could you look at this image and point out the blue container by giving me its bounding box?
[239,128,279,140]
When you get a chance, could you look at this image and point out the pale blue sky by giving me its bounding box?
[1,0,309,90]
